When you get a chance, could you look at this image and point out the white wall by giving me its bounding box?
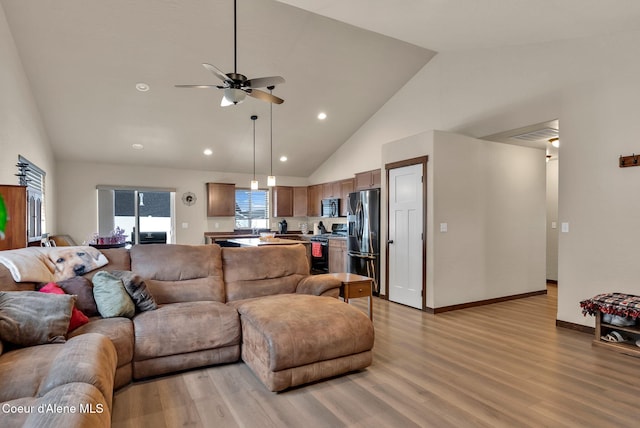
[0,4,56,231]
[314,29,640,326]
[432,131,546,308]
[56,161,308,245]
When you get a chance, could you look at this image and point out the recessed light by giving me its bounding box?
[203,148,213,156]
[132,143,144,150]
[317,112,327,120]
[135,82,150,92]
[279,156,288,162]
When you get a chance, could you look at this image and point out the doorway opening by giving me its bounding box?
[97,186,176,245]
[481,119,559,283]
[385,156,428,310]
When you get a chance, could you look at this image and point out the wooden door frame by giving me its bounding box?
[384,156,428,310]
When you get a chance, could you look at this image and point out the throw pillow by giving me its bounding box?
[0,291,75,346]
[92,271,135,318]
[110,270,158,312]
[57,276,99,317]
[39,283,89,331]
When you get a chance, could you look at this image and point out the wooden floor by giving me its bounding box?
[112,286,640,427]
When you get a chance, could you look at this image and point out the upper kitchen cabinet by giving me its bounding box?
[322,181,341,199]
[307,184,322,217]
[273,186,293,217]
[340,179,354,216]
[293,186,308,217]
[355,169,381,190]
[207,183,235,217]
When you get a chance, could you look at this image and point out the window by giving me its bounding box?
[17,156,45,242]
[235,188,269,230]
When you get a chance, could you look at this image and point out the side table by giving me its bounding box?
[330,273,373,321]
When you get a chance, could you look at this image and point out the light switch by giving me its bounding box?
[440,223,448,233]
[551,222,557,229]
[561,222,569,233]
[181,222,189,229]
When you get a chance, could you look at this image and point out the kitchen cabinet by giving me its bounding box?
[340,179,354,216]
[0,185,27,250]
[293,186,308,217]
[272,186,293,217]
[328,238,348,273]
[322,181,341,199]
[307,184,322,217]
[207,183,235,217]
[355,169,381,190]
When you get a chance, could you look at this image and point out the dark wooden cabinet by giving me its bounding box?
[207,183,235,217]
[0,185,27,250]
[273,186,293,217]
[328,238,348,273]
[355,169,381,190]
[307,184,322,217]
[340,179,354,216]
[293,186,308,217]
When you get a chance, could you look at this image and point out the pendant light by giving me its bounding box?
[267,86,276,187]
[250,115,259,190]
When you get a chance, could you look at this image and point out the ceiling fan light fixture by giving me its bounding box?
[222,88,246,106]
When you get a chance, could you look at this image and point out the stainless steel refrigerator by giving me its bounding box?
[347,188,380,295]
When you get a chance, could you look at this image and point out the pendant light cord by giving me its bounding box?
[253,116,256,181]
[233,0,237,74]
[270,90,273,177]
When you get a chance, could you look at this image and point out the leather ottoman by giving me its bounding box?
[230,294,374,392]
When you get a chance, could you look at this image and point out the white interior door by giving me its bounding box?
[388,163,424,309]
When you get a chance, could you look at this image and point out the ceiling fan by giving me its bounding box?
[175,0,285,107]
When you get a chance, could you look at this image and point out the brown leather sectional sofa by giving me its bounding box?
[0,243,374,427]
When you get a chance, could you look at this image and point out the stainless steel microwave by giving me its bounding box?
[321,198,340,217]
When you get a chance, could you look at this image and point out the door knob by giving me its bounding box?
[387,240,394,244]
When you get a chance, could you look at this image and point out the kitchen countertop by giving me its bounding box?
[204,231,314,244]
[225,238,310,247]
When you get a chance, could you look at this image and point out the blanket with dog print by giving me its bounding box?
[0,246,108,283]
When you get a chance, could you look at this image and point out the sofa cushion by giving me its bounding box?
[0,291,74,346]
[57,276,99,317]
[130,244,225,303]
[109,270,157,312]
[222,245,309,301]
[68,317,134,370]
[92,271,135,318]
[39,283,89,332]
[37,333,117,409]
[133,301,240,361]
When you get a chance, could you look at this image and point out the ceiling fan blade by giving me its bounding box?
[246,89,284,104]
[174,84,223,89]
[245,76,285,88]
[202,63,233,84]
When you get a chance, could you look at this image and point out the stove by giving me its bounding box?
[310,224,347,273]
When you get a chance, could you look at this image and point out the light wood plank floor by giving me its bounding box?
[112,286,640,427]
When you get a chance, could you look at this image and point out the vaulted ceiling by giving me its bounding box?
[3,0,640,177]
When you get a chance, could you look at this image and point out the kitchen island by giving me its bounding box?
[224,238,312,271]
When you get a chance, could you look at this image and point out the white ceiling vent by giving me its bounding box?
[511,127,559,142]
